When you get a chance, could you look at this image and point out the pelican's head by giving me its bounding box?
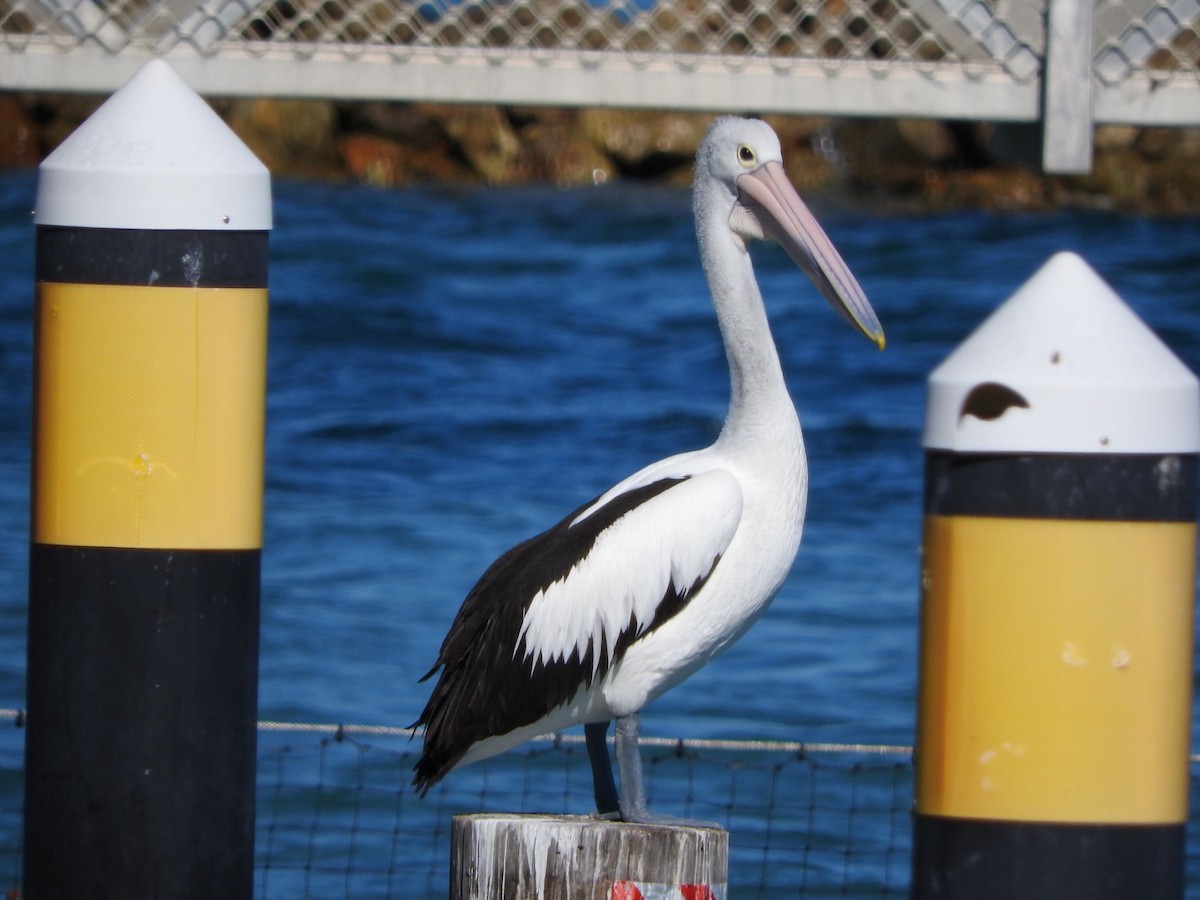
[696,117,885,350]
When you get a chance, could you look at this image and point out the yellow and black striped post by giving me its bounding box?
[24,61,271,898]
[912,253,1199,899]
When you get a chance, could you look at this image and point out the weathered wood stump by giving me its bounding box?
[451,813,728,899]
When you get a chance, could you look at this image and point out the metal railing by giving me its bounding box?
[0,0,1198,172]
[0,709,918,897]
[1,710,1200,895]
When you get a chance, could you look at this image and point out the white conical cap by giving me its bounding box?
[35,59,271,230]
[924,251,1200,453]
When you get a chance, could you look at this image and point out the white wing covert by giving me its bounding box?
[516,469,743,676]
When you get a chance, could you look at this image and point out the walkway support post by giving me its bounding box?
[1043,0,1094,174]
[451,814,728,899]
[911,252,1199,899]
[24,60,271,898]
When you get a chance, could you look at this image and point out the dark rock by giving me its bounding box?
[433,104,527,184]
[519,117,615,185]
[18,92,104,157]
[3,90,1199,213]
[834,119,969,195]
[0,94,38,167]
[340,102,446,145]
[223,98,341,179]
[578,109,709,178]
[339,129,472,186]
[923,166,1054,211]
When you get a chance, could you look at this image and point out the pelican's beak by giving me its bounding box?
[736,161,885,350]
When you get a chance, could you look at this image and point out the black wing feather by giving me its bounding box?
[411,475,719,793]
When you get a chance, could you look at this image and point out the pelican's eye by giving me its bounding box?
[737,144,757,168]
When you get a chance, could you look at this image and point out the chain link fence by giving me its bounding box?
[1,0,1196,83]
[1095,0,1200,87]
[5,0,1038,66]
[0,2,1196,166]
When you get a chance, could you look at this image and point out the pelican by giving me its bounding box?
[412,116,884,824]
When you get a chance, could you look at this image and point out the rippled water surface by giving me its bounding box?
[1,170,1199,895]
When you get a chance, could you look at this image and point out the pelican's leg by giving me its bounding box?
[614,713,721,828]
[613,713,655,822]
[585,720,620,819]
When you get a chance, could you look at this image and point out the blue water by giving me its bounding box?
[2,169,1200,896]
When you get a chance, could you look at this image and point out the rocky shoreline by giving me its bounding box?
[2,92,1198,213]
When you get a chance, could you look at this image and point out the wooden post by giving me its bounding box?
[451,814,728,900]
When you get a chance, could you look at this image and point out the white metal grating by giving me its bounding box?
[0,0,1197,171]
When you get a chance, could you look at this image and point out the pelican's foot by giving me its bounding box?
[617,801,722,830]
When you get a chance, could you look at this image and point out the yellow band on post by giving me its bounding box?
[916,514,1195,825]
[34,282,267,550]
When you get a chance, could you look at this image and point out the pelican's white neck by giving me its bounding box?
[694,180,798,448]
